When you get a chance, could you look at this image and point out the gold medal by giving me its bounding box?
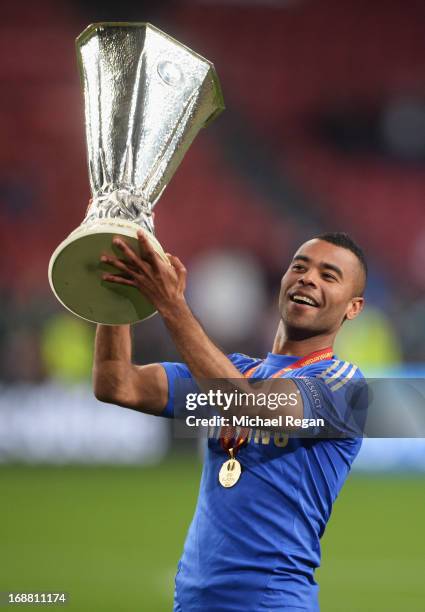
[219,458,241,487]
[219,453,242,488]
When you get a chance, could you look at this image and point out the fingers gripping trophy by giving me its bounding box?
[48,23,224,324]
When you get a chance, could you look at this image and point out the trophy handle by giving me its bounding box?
[48,221,167,325]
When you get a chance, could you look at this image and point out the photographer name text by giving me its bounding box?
[185,415,324,429]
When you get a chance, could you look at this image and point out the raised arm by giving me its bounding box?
[100,233,245,381]
[98,232,302,425]
[93,324,168,416]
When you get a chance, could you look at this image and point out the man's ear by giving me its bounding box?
[345,297,365,321]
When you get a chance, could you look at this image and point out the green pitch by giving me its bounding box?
[0,458,424,611]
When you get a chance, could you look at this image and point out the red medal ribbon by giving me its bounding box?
[219,346,333,454]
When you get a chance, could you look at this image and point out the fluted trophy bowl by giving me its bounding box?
[48,22,224,325]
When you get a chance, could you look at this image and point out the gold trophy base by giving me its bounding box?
[48,220,167,325]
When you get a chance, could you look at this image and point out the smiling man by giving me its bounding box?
[93,231,367,611]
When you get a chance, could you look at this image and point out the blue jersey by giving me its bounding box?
[160,352,365,611]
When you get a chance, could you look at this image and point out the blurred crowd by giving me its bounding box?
[1,0,425,385]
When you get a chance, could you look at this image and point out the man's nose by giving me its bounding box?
[299,271,317,287]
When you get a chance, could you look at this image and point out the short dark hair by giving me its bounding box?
[315,232,368,295]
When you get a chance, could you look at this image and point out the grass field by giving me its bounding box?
[1,457,424,611]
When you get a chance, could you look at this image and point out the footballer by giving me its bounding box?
[93,231,367,611]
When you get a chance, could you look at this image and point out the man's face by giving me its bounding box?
[279,239,365,337]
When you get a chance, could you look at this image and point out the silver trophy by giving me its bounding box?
[48,22,224,324]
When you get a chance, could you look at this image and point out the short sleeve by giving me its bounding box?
[159,362,194,418]
[293,361,368,437]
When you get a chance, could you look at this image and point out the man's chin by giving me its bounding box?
[283,307,318,327]
[282,314,326,339]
